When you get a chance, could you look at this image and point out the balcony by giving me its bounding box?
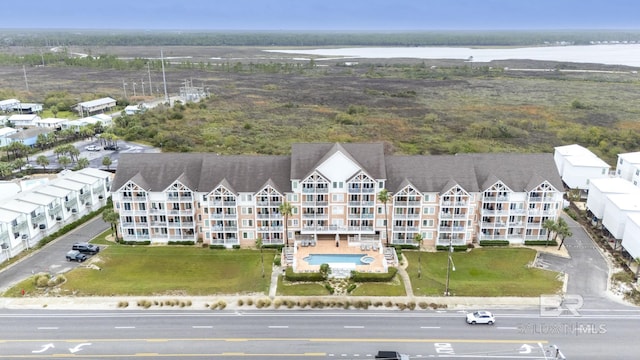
[208,200,237,207]
[438,226,466,232]
[168,221,195,228]
[441,201,468,207]
[167,194,193,201]
[168,209,195,215]
[439,213,467,219]
[348,187,375,193]
[302,187,329,193]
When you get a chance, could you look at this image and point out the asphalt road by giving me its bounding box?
[0,217,110,294]
[0,309,639,359]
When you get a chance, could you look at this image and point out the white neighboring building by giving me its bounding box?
[615,151,640,186]
[0,169,113,265]
[76,97,116,116]
[7,114,41,128]
[0,126,18,147]
[586,178,640,221]
[35,117,67,130]
[553,144,610,189]
[621,213,640,260]
[601,193,640,239]
[0,99,20,112]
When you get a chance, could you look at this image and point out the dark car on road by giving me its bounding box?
[66,250,88,262]
[72,242,100,255]
[104,144,120,151]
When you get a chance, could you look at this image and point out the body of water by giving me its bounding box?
[266,44,640,67]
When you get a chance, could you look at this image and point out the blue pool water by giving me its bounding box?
[303,254,371,265]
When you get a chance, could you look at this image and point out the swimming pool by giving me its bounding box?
[303,254,372,266]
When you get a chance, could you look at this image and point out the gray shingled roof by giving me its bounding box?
[385,155,480,193]
[112,146,562,196]
[385,153,563,193]
[112,153,291,193]
[291,143,386,180]
[468,153,563,192]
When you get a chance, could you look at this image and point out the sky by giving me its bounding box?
[2,0,639,31]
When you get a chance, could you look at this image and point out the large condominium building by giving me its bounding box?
[111,143,564,248]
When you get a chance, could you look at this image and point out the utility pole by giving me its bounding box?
[161,49,169,104]
[132,82,136,97]
[23,65,29,92]
[122,80,127,99]
[444,238,455,296]
[141,79,145,96]
[147,62,153,95]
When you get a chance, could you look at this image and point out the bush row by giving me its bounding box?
[351,267,398,282]
[524,240,558,246]
[479,240,510,247]
[37,207,106,249]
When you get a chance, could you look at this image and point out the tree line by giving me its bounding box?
[3,29,640,47]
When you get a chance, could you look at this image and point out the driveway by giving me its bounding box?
[537,213,633,309]
[0,217,110,294]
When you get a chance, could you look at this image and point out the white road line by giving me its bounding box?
[497,326,518,330]
[268,325,289,329]
[192,326,213,329]
[344,326,364,329]
[420,326,441,329]
[37,327,58,330]
[114,326,135,329]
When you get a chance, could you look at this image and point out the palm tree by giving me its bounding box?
[414,233,424,279]
[278,200,293,247]
[75,157,90,170]
[377,188,390,246]
[58,155,71,169]
[256,237,264,278]
[542,219,557,247]
[102,156,112,170]
[102,206,120,242]
[556,218,572,250]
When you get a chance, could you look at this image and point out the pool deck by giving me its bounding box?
[291,239,388,273]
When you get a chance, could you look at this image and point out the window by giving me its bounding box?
[423,207,435,215]
[292,181,299,189]
[425,231,433,240]
[332,193,344,202]
[242,232,254,240]
[241,207,253,215]
[636,169,640,176]
[423,194,431,202]
[292,219,299,226]
[242,219,254,227]
[333,182,338,189]
[422,219,434,227]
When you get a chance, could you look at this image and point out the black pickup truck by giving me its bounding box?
[375,351,410,360]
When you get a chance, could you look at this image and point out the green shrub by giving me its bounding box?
[564,207,578,220]
[351,267,398,282]
[436,245,468,252]
[125,240,150,245]
[168,241,195,245]
[273,255,282,266]
[283,267,325,282]
[479,240,510,247]
[524,240,558,246]
[209,245,227,250]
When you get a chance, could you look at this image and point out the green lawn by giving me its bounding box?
[58,245,274,296]
[405,248,562,297]
[350,281,406,297]
[276,275,330,296]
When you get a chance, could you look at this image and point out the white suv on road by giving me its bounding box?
[466,311,495,325]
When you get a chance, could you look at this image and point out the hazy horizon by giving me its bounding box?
[1,0,638,31]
